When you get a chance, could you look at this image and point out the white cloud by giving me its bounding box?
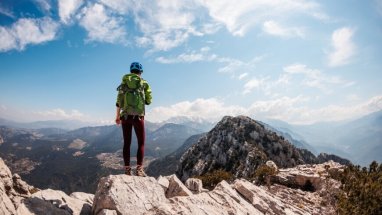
[130,0,218,51]
[0,17,59,52]
[283,63,354,92]
[0,105,90,122]
[238,73,248,80]
[198,0,325,36]
[346,94,360,102]
[243,78,267,94]
[79,3,127,44]
[0,27,17,51]
[328,27,356,67]
[262,20,305,38]
[58,0,83,24]
[217,56,265,78]
[35,108,85,120]
[34,0,52,13]
[146,95,382,124]
[0,6,16,19]
[146,98,246,122]
[155,47,217,63]
[99,0,131,14]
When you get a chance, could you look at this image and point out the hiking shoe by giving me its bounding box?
[125,166,131,175]
[136,165,146,177]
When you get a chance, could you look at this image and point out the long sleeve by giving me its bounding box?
[116,82,124,108]
[144,82,152,105]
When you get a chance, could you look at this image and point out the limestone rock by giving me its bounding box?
[266,160,278,172]
[184,178,207,194]
[70,192,95,205]
[154,180,262,215]
[272,161,343,191]
[92,175,169,215]
[233,179,307,214]
[92,161,343,215]
[0,189,16,215]
[0,158,16,214]
[1,157,39,214]
[24,189,91,215]
[157,175,169,191]
[165,174,193,198]
[16,197,71,215]
[1,157,93,215]
[97,209,118,215]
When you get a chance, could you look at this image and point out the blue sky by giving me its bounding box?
[0,0,382,125]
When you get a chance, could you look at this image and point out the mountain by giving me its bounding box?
[0,118,95,130]
[266,110,382,166]
[146,123,203,157]
[147,116,349,178]
[146,134,205,177]
[176,116,319,180]
[0,156,344,215]
[164,116,216,132]
[0,122,202,193]
[259,121,317,154]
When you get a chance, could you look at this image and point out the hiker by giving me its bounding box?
[115,62,152,176]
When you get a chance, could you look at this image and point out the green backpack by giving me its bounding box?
[117,74,146,115]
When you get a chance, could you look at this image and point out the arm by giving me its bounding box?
[115,106,121,125]
[144,82,152,105]
[116,82,124,125]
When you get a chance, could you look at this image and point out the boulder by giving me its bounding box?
[70,192,95,205]
[1,157,37,214]
[1,157,93,215]
[0,158,16,214]
[157,175,169,191]
[165,174,193,198]
[21,189,92,215]
[265,160,278,172]
[272,161,343,191]
[184,178,207,194]
[154,180,262,215]
[0,187,16,214]
[97,209,118,215]
[16,197,71,215]
[233,179,307,214]
[92,174,263,215]
[92,175,169,215]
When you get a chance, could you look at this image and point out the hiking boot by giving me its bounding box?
[125,166,131,175]
[136,165,146,177]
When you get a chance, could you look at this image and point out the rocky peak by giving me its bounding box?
[1,155,343,215]
[317,153,351,165]
[92,161,342,215]
[0,157,94,214]
[177,115,317,181]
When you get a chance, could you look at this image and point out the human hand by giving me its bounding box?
[115,117,121,125]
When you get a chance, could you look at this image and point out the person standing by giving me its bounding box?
[115,62,152,176]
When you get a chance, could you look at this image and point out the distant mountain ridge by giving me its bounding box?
[0,118,95,130]
[146,134,205,177]
[164,116,216,132]
[0,121,202,193]
[265,110,382,166]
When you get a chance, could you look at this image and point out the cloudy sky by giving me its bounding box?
[0,0,382,125]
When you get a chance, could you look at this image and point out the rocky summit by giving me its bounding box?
[1,155,344,215]
[177,116,319,181]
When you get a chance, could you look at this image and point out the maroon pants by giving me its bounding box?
[121,115,145,166]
